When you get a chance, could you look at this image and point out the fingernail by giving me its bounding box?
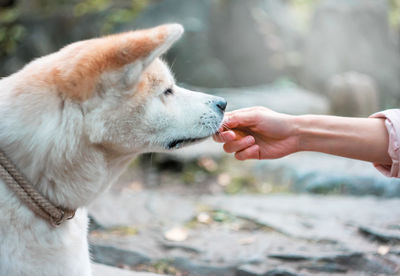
[247,136,255,144]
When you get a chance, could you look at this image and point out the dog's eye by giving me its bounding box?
[164,88,173,96]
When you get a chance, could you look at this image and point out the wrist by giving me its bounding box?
[292,114,325,153]
[289,114,309,153]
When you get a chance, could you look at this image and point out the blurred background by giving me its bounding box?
[2,0,400,275]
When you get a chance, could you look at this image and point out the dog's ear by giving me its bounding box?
[54,24,183,101]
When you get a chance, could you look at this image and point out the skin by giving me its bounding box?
[214,106,392,165]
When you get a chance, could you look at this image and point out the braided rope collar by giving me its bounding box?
[0,149,75,227]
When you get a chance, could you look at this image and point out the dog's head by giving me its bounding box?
[17,24,225,156]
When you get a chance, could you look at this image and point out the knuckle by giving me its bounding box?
[223,143,233,153]
[235,153,243,161]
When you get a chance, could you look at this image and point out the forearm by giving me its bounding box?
[294,115,391,164]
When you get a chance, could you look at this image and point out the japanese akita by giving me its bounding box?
[0,24,226,275]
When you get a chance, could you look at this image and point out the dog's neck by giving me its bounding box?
[0,136,135,210]
[1,138,137,210]
[0,86,136,210]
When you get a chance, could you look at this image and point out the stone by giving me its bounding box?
[205,85,330,115]
[89,190,196,228]
[89,187,400,275]
[91,244,151,268]
[122,0,227,88]
[268,254,312,262]
[299,263,347,273]
[92,263,165,276]
[173,257,237,276]
[264,269,303,276]
[204,194,400,246]
[237,265,302,276]
[358,225,400,244]
[302,0,400,107]
[327,72,380,117]
[122,0,301,88]
[252,152,400,197]
[209,0,299,87]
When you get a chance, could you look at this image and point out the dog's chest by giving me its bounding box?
[0,184,91,276]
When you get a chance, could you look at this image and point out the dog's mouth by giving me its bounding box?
[167,136,210,150]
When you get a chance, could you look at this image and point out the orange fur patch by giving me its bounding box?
[133,59,171,101]
[48,26,168,101]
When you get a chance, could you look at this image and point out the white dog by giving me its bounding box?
[0,24,226,275]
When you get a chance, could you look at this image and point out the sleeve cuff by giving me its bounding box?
[370,109,400,178]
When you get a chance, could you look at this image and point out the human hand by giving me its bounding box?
[214,107,299,160]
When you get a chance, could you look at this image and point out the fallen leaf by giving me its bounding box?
[218,173,231,186]
[197,212,212,224]
[377,245,390,256]
[239,236,256,245]
[164,227,188,242]
[198,157,218,172]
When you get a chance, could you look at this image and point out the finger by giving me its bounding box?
[235,144,260,161]
[223,108,262,129]
[213,131,236,143]
[223,136,255,153]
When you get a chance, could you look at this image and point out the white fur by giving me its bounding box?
[0,24,225,275]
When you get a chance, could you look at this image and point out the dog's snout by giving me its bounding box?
[214,98,227,112]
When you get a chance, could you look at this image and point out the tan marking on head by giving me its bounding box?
[133,59,173,100]
[35,25,177,101]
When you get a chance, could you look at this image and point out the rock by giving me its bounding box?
[123,0,229,88]
[268,254,312,262]
[237,265,302,276]
[263,269,303,276]
[88,189,400,275]
[327,72,380,116]
[302,0,400,107]
[253,152,400,197]
[91,244,151,268]
[299,263,347,273]
[89,190,196,228]
[173,257,237,276]
[318,252,365,267]
[205,85,330,115]
[122,0,301,88]
[205,194,400,246]
[358,225,400,244]
[92,263,165,276]
[209,0,301,87]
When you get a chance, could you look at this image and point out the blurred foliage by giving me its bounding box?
[134,260,187,276]
[72,0,152,34]
[0,0,153,55]
[289,0,320,31]
[390,0,400,28]
[18,0,152,18]
[185,207,274,232]
[290,0,400,30]
[0,0,399,57]
[0,8,25,56]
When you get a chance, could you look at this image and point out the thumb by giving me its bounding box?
[223,109,260,129]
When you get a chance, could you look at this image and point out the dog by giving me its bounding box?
[0,24,226,275]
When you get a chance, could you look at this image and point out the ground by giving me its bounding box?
[88,152,400,276]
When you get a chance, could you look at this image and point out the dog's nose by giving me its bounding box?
[215,98,227,112]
